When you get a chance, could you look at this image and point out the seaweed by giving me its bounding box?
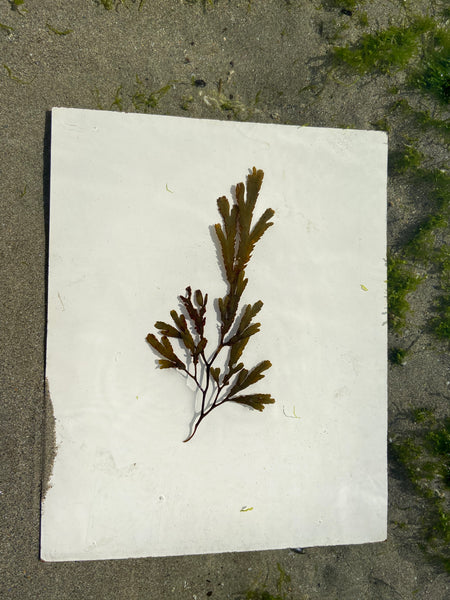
[131,77,173,112]
[184,0,214,7]
[389,347,409,366]
[405,212,448,264]
[431,292,450,341]
[241,563,292,600]
[97,0,125,9]
[9,0,27,16]
[0,22,14,33]
[388,98,450,134]
[146,168,275,442]
[3,63,33,84]
[390,410,450,569]
[93,77,174,113]
[387,252,423,333]
[46,23,73,36]
[410,26,450,105]
[389,142,424,175]
[97,0,146,10]
[333,16,434,75]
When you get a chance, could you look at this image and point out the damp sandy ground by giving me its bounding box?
[0,1,449,599]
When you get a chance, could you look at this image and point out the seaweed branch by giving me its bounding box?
[146,167,275,442]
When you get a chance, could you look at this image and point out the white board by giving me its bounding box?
[41,108,387,561]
